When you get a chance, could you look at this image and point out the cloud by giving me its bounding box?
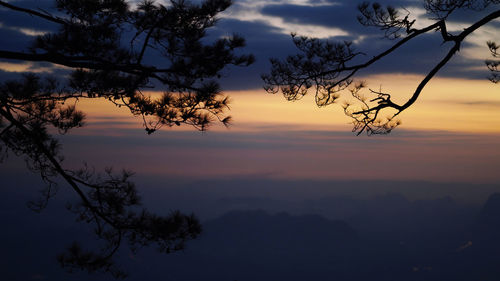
[0,0,58,30]
[55,116,500,185]
[253,0,498,83]
[0,0,496,91]
[259,2,363,35]
[211,18,298,90]
[0,24,36,52]
[435,99,500,108]
[0,61,56,73]
[223,0,349,38]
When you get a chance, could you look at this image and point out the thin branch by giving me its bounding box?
[0,0,66,25]
[0,106,117,228]
[399,8,500,111]
[319,20,442,77]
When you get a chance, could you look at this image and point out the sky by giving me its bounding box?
[1,0,500,188]
[1,1,500,280]
[0,0,499,193]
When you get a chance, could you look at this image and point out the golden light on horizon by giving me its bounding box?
[62,74,500,136]
[57,74,500,185]
[226,74,500,134]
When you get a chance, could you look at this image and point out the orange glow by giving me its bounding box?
[74,75,500,135]
[63,76,500,185]
[0,61,69,73]
[226,75,500,134]
[0,62,52,73]
[360,74,500,133]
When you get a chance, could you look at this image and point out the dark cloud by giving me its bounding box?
[255,1,495,83]
[0,68,27,80]
[60,123,500,154]
[0,62,72,86]
[260,2,363,35]
[0,1,62,81]
[258,0,496,31]
[0,0,496,90]
[259,1,423,35]
[0,0,58,30]
[209,18,299,90]
[432,1,500,23]
[0,26,36,52]
[351,33,492,80]
[435,99,500,107]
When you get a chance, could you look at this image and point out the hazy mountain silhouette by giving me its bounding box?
[156,196,500,281]
[155,210,360,281]
[2,176,500,280]
[200,210,358,253]
[471,192,500,251]
[478,193,500,226]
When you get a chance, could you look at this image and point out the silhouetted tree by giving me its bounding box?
[0,0,253,278]
[263,0,499,135]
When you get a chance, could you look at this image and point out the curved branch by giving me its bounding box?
[398,9,500,111]
[265,5,499,135]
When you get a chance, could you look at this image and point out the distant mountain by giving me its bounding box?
[472,192,500,246]
[150,210,360,281]
[3,182,500,281]
[199,210,358,254]
[478,193,500,226]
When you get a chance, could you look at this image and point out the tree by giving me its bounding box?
[262,0,499,135]
[0,0,253,278]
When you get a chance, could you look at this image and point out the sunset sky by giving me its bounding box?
[3,1,500,280]
[1,0,499,193]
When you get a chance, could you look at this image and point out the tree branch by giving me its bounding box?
[396,9,500,111]
[264,4,499,135]
[0,0,66,25]
[0,106,116,227]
